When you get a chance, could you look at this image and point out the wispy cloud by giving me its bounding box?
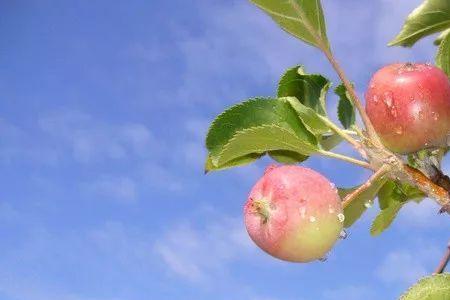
[154,213,254,283]
[83,176,138,204]
[375,242,440,286]
[39,109,156,163]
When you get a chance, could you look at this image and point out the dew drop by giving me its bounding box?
[299,207,306,219]
[309,216,316,223]
[328,206,335,214]
[318,256,328,262]
[431,111,439,121]
[364,200,373,208]
[338,213,345,223]
[339,230,348,239]
[373,95,379,103]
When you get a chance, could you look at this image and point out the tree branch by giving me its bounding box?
[403,165,450,214]
[288,0,450,215]
[287,0,381,147]
[433,241,450,274]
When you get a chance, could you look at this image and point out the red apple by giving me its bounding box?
[365,63,450,153]
[244,165,343,263]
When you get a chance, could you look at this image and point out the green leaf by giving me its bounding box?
[320,133,343,151]
[370,201,403,236]
[269,150,308,164]
[204,153,263,173]
[338,176,387,228]
[436,32,450,77]
[389,0,450,47]
[335,84,355,129]
[434,28,450,45]
[399,273,450,300]
[249,0,329,49]
[206,97,316,166]
[277,66,330,116]
[281,96,330,136]
[378,180,424,209]
[372,180,425,236]
[217,124,318,166]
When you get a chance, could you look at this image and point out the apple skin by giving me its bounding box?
[365,63,450,154]
[244,165,343,263]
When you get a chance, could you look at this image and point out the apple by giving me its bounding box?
[365,63,450,153]
[244,165,343,262]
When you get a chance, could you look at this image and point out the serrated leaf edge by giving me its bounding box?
[205,97,277,151]
[399,273,450,300]
[389,1,450,47]
[215,124,317,166]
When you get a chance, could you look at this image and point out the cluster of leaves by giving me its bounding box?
[205,66,348,171]
[204,0,449,298]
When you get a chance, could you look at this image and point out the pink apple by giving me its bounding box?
[244,165,343,263]
[365,63,450,153]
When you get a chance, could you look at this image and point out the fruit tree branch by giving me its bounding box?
[402,165,450,214]
[433,241,450,274]
[287,0,382,147]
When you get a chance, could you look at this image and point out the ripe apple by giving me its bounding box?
[365,63,450,153]
[244,165,343,263]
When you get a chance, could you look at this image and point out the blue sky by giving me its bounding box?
[0,0,449,299]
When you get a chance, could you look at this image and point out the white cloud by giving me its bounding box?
[0,215,154,300]
[154,214,254,283]
[85,176,138,204]
[39,110,156,164]
[375,244,440,286]
[397,199,448,229]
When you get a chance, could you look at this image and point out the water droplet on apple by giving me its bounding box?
[338,213,345,223]
[309,216,316,223]
[339,230,348,239]
[299,207,306,219]
[318,256,328,262]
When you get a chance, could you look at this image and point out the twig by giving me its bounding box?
[287,0,382,147]
[433,241,450,274]
[288,0,450,214]
[318,115,365,156]
[321,48,382,147]
[318,150,373,170]
[342,164,390,208]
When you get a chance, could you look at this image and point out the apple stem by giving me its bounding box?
[318,150,373,170]
[342,165,390,209]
